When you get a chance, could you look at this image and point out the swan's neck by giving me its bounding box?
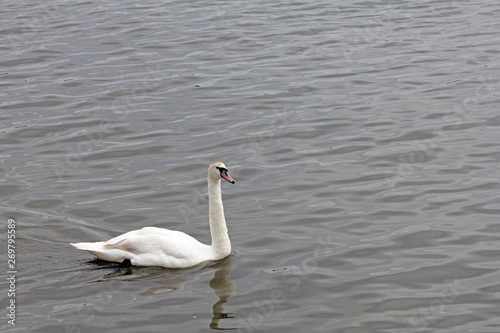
[208,177,231,258]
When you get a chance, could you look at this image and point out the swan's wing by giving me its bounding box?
[104,230,160,255]
[104,238,137,252]
[102,227,211,267]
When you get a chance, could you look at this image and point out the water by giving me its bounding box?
[1,0,500,332]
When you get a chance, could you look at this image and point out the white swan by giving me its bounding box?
[71,162,235,268]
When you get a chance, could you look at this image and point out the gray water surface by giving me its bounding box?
[1,0,500,332]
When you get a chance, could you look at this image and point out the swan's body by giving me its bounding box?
[71,162,235,268]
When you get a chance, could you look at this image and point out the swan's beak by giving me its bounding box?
[220,169,235,184]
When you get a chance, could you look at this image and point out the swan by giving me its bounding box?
[71,162,235,268]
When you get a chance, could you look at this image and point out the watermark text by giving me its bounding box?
[6,218,17,326]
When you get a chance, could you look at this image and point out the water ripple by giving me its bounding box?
[1,0,499,332]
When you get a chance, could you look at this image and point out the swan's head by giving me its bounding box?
[209,162,235,184]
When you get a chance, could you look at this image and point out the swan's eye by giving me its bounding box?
[216,166,228,174]
[215,166,234,184]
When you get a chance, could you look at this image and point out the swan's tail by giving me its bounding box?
[71,241,107,257]
[71,241,105,251]
[71,241,132,264]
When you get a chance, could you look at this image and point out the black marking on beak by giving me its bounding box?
[216,166,235,184]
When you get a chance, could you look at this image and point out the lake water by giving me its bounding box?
[1,0,500,332]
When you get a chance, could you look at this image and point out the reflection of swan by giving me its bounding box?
[71,162,235,268]
[95,255,237,329]
[209,257,236,330]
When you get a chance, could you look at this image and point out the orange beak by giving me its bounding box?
[220,169,235,184]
